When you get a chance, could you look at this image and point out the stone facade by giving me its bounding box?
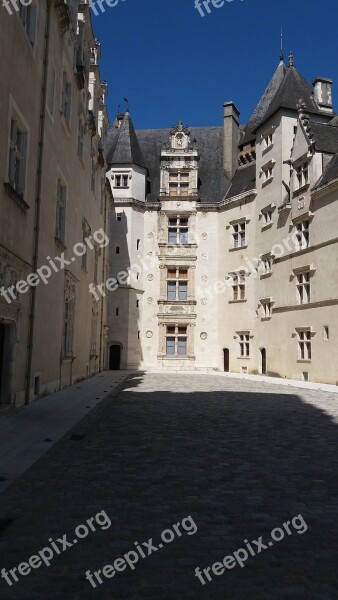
[0,1,110,406]
[106,57,338,385]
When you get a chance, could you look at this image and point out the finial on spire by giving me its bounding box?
[288,51,294,67]
[280,28,284,62]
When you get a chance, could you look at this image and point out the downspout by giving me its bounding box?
[25,0,52,404]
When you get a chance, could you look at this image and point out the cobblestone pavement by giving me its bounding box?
[0,373,338,600]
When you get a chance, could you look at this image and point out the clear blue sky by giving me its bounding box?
[92,0,338,130]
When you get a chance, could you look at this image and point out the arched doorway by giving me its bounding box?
[261,348,267,375]
[223,348,229,373]
[109,345,121,370]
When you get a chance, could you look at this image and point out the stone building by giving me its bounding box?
[0,0,110,407]
[105,53,338,384]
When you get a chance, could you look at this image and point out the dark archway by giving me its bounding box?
[261,348,267,374]
[109,345,121,370]
[223,348,229,372]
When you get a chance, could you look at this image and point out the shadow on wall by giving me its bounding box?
[107,205,143,370]
[0,376,337,598]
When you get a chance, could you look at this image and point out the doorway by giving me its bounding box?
[261,348,267,375]
[109,345,121,370]
[223,348,229,373]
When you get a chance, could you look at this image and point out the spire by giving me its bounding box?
[288,51,294,68]
[107,112,146,169]
[280,28,284,62]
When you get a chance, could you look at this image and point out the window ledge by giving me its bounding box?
[4,183,30,212]
[262,177,273,188]
[158,299,197,305]
[262,143,274,156]
[229,299,247,304]
[297,359,312,364]
[293,184,310,198]
[229,244,248,252]
[261,317,272,321]
[261,222,273,232]
[55,237,67,251]
[260,272,272,279]
[237,356,251,360]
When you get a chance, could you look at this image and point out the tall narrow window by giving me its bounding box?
[295,161,309,189]
[167,268,188,301]
[295,220,309,250]
[232,221,246,248]
[232,273,246,301]
[18,2,37,45]
[55,179,67,243]
[61,72,72,126]
[8,117,28,197]
[238,332,250,358]
[47,64,56,116]
[296,271,310,304]
[90,314,98,357]
[168,217,188,245]
[63,276,76,358]
[297,329,311,360]
[77,119,85,160]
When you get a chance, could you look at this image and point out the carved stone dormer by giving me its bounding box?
[159,121,199,198]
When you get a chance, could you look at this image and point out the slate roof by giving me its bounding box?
[313,152,338,190]
[225,163,256,199]
[308,122,338,153]
[242,62,331,145]
[106,112,146,169]
[107,122,231,203]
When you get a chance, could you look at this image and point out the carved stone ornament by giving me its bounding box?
[200,332,208,340]
[201,298,207,305]
[147,274,154,281]
[146,331,153,338]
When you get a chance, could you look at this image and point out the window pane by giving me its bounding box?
[178,282,187,300]
[168,229,177,243]
[167,282,176,300]
[178,338,187,355]
[179,229,188,244]
[166,338,175,355]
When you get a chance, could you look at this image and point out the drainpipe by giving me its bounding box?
[25,0,52,404]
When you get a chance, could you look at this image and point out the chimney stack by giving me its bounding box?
[313,77,333,113]
[223,102,240,180]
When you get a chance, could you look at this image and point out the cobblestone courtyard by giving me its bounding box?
[1,373,338,599]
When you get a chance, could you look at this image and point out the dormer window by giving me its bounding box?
[168,171,190,196]
[114,173,130,188]
[263,133,273,148]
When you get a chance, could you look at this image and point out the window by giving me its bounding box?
[47,64,56,116]
[262,164,274,182]
[296,271,310,304]
[323,326,329,340]
[114,173,129,188]
[55,178,67,243]
[232,273,246,301]
[260,256,273,275]
[295,161,309,189]
[93,247,99,283]
[295,220,309,250]
[81,221,90,270]
[167,268,188,301]
[91,158,96,192]
[63,276,76,358]
[18,2,36,45]
[165,325,187,356]
[168,217,188,245]
[238,332,250,358]
[116,247,120,254]
[116,214,122,221]
[232,221,246,248]
[115,308,119,316]
[61,71,72,126]
[136,300,139,308]
[77,119,85,160]
[261,208,273,226]
[90,315,98,356]
[168,171,190,196]
[261,300,272,318]
[137,239,140,250]
[263,133,273,148]
[297,329,311,360]
[8,117,28,197]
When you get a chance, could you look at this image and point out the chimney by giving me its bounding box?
[313,77,333,113]
[223,102,240,180]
